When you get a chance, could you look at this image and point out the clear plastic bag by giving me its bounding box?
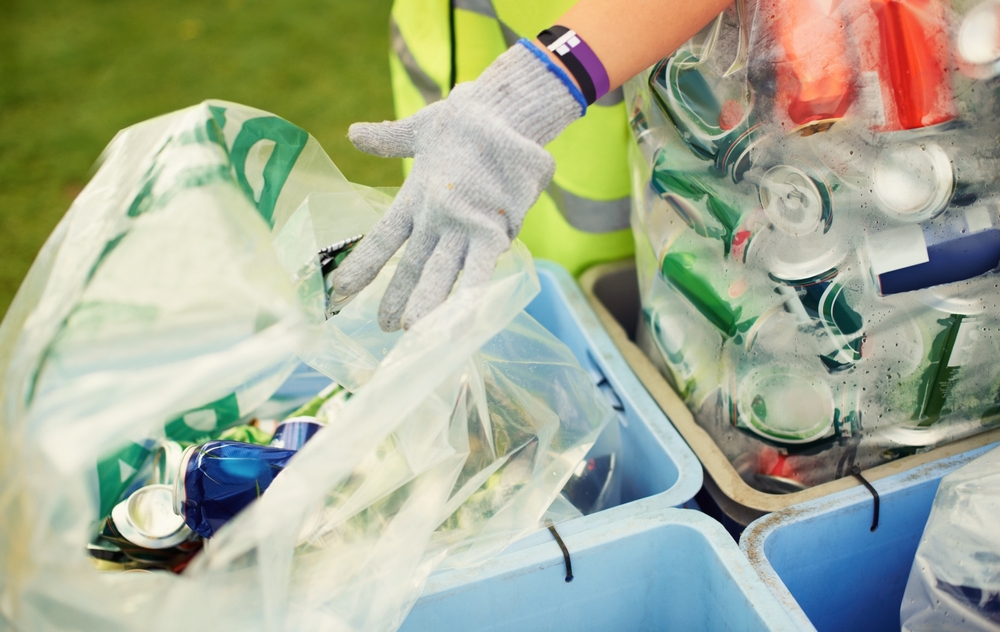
[0,101,613,630]
[625,0,1000,490]
[901,446,1000,631]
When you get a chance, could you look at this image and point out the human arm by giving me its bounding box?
[540,0,733,93]
[335,0,733,332]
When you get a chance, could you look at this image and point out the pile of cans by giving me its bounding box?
[628,0,1000,491]
[89,384,348,572]
[89,375,621,572]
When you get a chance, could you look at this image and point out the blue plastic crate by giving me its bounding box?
[396,261,738,630]
[402,508,799,631]
[740,443,1000,632]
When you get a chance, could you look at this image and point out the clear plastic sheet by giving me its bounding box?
[625,0,1000,490]
[901,446,1000,631]
[0,101,613,630]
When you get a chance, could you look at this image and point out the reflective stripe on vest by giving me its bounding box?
[595,87,624,107]
[546,180,631,233]
[452,0,521,48]
[390,17,443,105]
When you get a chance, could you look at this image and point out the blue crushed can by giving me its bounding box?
[174,441,299,538]
[269,416,324,450]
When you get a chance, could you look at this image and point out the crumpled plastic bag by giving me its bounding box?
[0,100,613,631]
[901,446,1000,631]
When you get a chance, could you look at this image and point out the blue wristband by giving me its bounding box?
[517,38,588,116]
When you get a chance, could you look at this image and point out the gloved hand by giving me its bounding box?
[333,41,584,331]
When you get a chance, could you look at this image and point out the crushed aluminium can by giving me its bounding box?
[733,300,864,446]
[736,367,837,444]
[150,440,184,487]
[758,164,833,236]
[766,0,855,133]
[174,441,299,538]
[733,449,810,494]
[732,370,864,450]
[747,209,850,289]
[912,289,998,426]
[916,311,981,426]
[639,269,728,408]
[775,275,865,372]
[99,484,202,571]
[867,0,956,132]
[660,251,743,338]
[650,154,745,250]
[872,142,955,221]
[750,184,864,374]
[955,0,1000,79]
[649,51,761,181]
[269,416,324,451]
[873,141,1000,221]
[877,287,1000,446]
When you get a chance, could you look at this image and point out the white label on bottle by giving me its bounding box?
[860,71,887,128]
[965,206,993,233]
[948,319,978,367]
[867,225,929,275]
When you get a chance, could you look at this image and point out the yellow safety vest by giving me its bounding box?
[388,0,634,276]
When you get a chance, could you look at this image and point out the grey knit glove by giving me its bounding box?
[333,41,583,332]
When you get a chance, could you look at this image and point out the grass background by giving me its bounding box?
[0,0,403,319]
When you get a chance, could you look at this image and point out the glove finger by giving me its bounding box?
[378,227,439,332]
[455,233,508,291]
[348,118,417,159]
[332,187,421,296]
[400,229,469,330]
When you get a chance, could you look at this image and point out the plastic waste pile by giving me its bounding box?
[625,0,1000,491]
[901,446,1000,631]
[0,101,617,631]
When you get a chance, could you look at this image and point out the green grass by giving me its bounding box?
[0,0,403,319]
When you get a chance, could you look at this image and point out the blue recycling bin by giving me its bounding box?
[398,261,741,631]
[403,508,798,631]
[740,443,999,632]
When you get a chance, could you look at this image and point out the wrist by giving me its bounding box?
[536,27,611,106]
[533,39,580,92]
[470,41,584,146]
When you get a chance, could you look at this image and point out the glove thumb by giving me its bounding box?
[348,117,417,159]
